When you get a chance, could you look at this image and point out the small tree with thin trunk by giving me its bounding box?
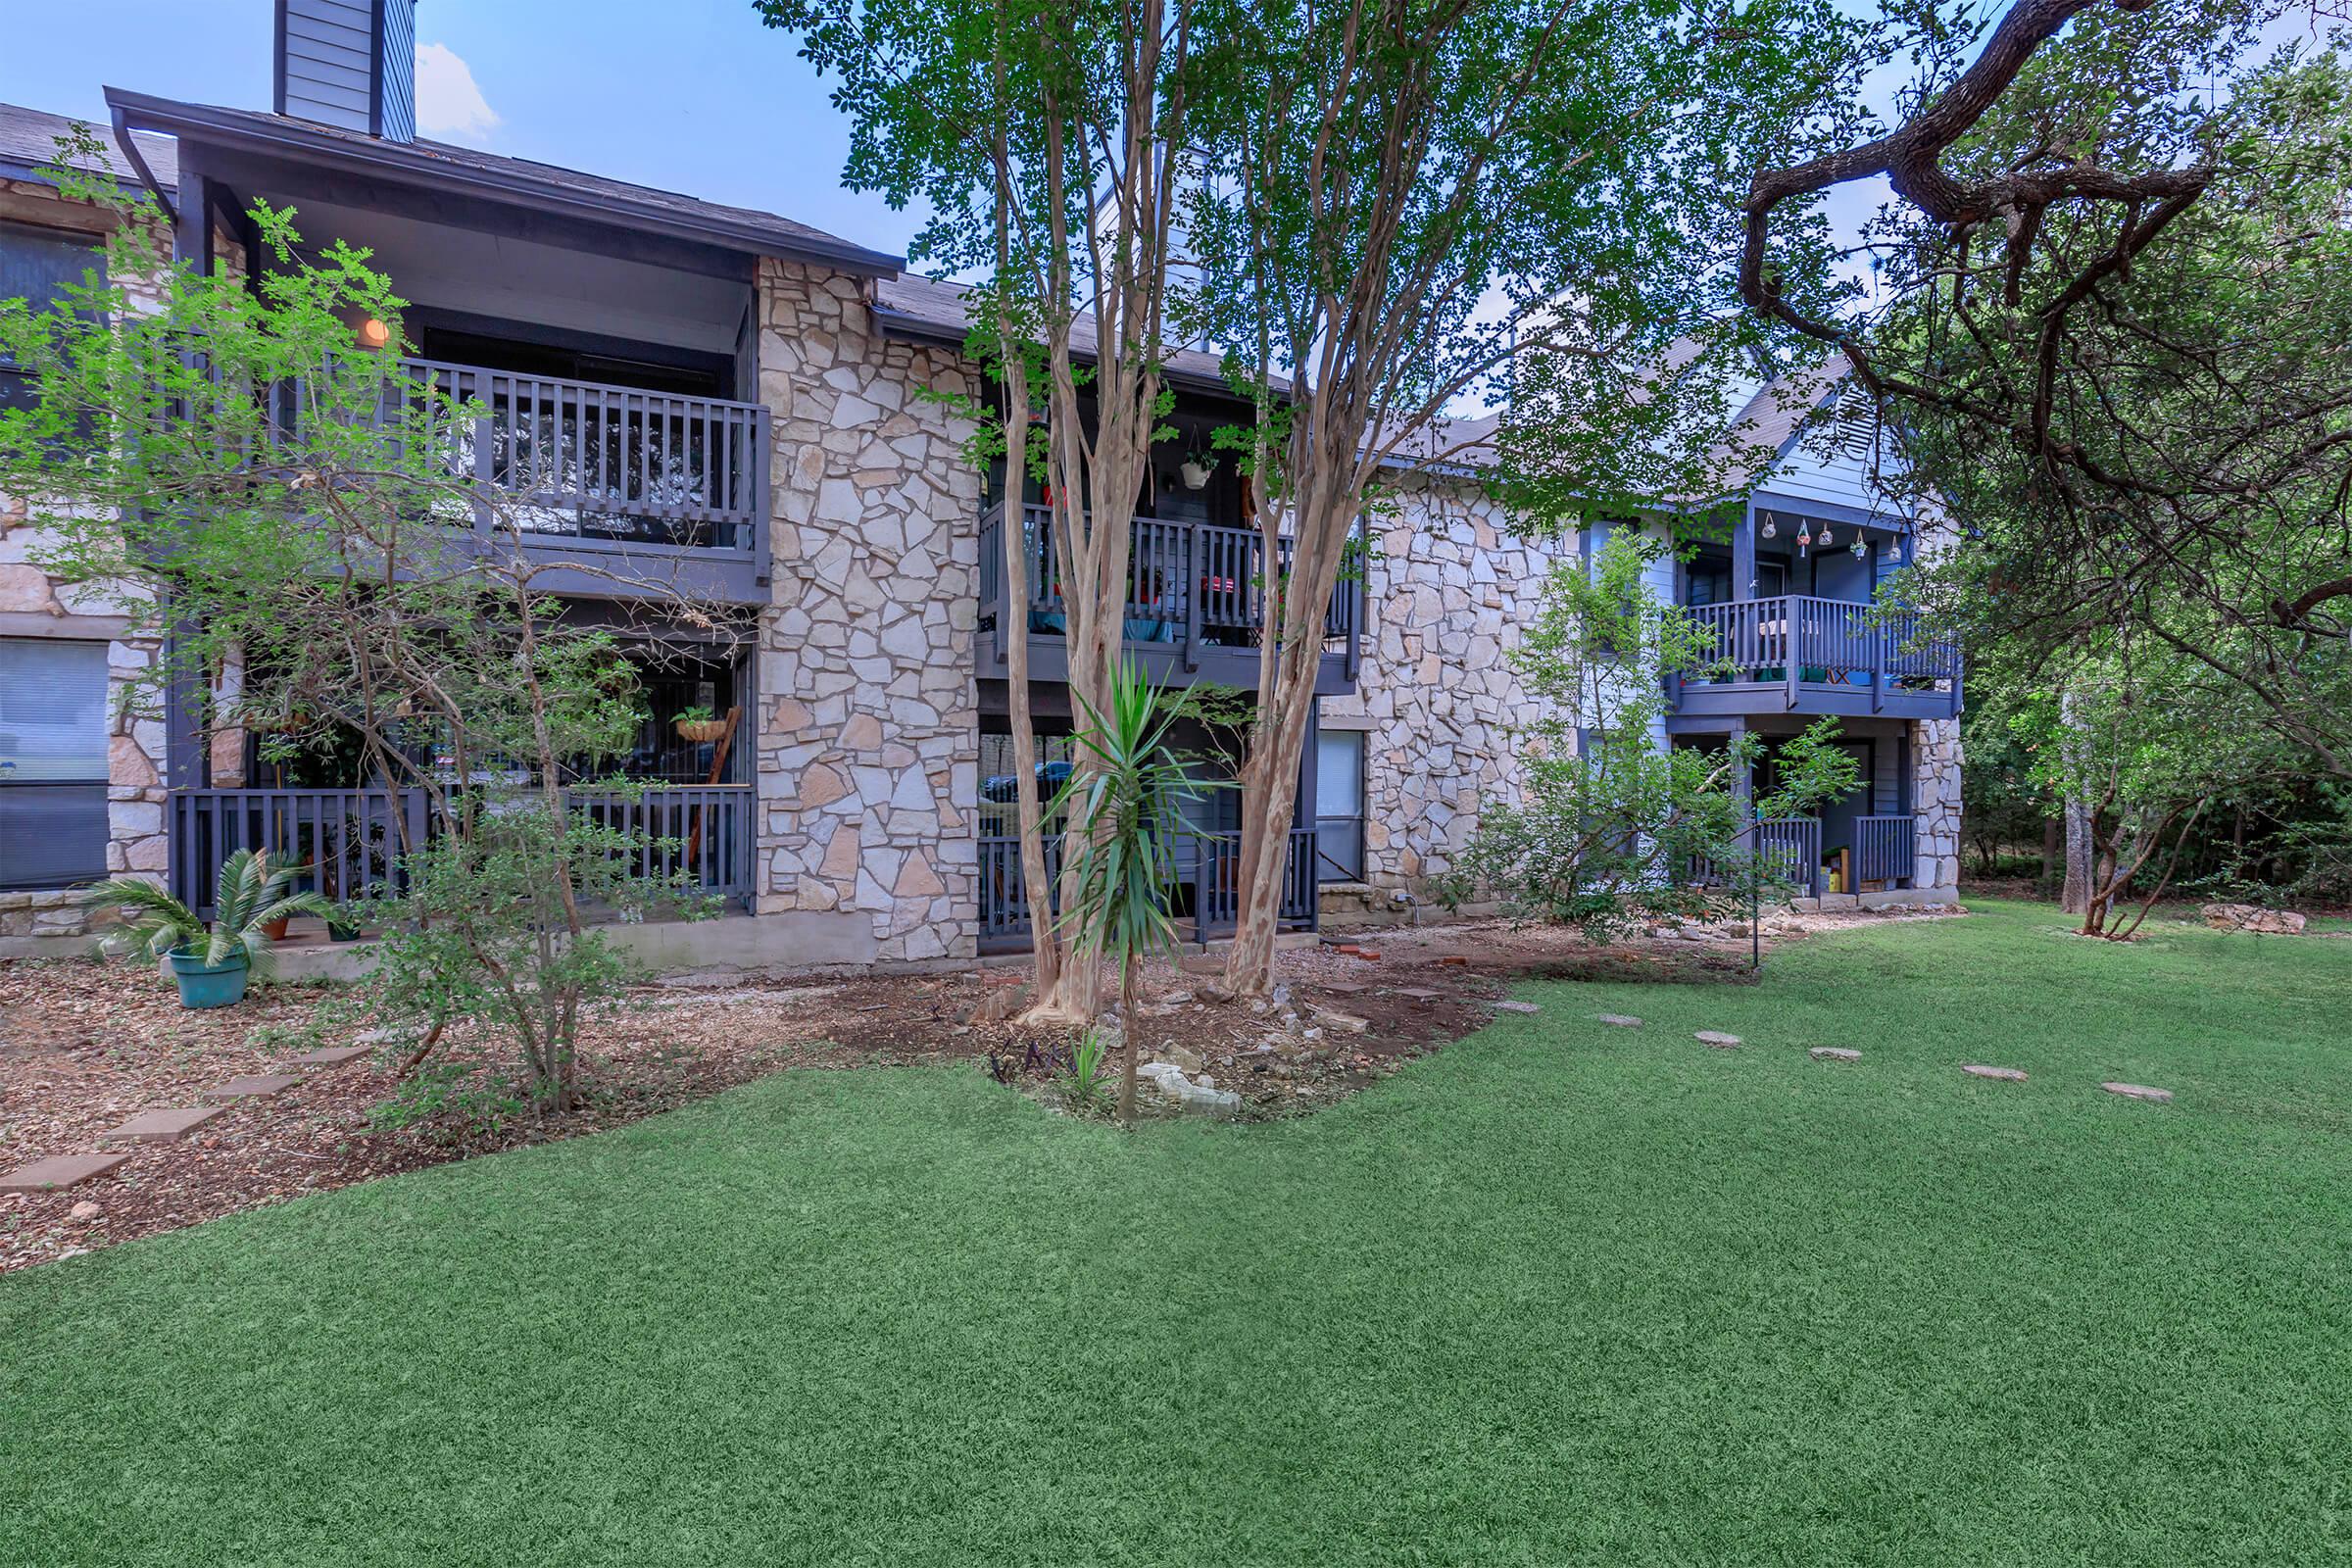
[0,143,729,1115]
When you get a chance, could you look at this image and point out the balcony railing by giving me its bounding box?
[166,783,755,917]
[1679,595,1960,716]
[1690,812,1917,897]
[978,502,1362,676]
[976,827,1318,951]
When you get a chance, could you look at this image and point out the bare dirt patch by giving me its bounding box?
[0,906,1954,1272]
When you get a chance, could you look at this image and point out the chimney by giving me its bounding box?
[273,0,416,141]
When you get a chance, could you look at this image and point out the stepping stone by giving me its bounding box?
[1810,1048,1861,1063]
[99,1105,229,1144]
[1390,988,1443,1002]
[0,1152,130,1194]
[1962,1064,2027,1083]
[1694,1031,1742,1049]
[203,1074,303,1102]
[2101,1082,2174,1103]
[1593,1014,1643,1028]
[288,1045,371,1069]
[1313,1007,1370,1033]
[1488,1000,1542,1014]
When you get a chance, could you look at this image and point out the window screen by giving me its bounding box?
[0,638,111,888]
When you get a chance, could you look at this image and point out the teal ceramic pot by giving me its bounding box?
[168,949,250,1009]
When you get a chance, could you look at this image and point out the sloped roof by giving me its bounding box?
[0,101,177,189]
[874,270,1246,390]
[102,89,902,275]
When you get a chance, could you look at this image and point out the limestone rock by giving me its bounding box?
[1962,1064,2026,1082]
[1809,1047,1860,1063]
[2200,903,2306,935]
[1694,1030,1742,1049]
[2100,1081,2173,1103]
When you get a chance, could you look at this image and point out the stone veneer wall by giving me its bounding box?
[1317,470,1578,897]
[0,176,173,941]
[1911,715,1962,896]
[750,258,982,964]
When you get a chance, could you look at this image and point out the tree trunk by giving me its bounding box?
[1116,949,1138,1126]
[2038,812,2060,894]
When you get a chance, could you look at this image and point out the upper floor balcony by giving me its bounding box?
[1669,594,1962,722]
[390,357,770,605]
[977,502,1363,695]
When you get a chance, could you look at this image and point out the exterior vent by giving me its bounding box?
[274,0,416,141]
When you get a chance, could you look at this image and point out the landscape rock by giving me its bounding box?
[1593,1014,1643,1028]
[1962,1064,2027,1082]
[1810,1047,1861,1063]
[1694,1031,1742,1049]
[2100,1081,2174,1103]
[2200,903,2306,935]
[68,1201,101,1222]
[1313,1007,1370,1033]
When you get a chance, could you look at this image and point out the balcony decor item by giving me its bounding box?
[355,316,391,351]
[1760,513,1777,539]
[1179,446,1215,491]
[1817,524,1835,548]
[81,848,333,1009]
[672,705,727,744]
[1796,524,1811,550]
[1850,536,1867,559]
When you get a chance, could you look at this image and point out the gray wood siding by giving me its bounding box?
[278,0,415,141]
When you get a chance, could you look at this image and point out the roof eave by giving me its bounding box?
[103,87,904,277]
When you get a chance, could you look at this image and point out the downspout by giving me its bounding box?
[109,104,175,224]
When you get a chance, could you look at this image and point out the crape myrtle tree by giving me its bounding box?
[759,0,1201,1023]
[0,141,727,1114]
[1742,2,2352,774]
[1178,0,1884,996]
[1446,533,1861,931]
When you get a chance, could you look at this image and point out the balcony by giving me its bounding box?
[261,358,772,605]
[1671,596,1961,721]
[977,503,1363,694]
[1690,813,1919,898]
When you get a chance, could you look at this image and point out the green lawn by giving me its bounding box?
[4,901,2348,1566]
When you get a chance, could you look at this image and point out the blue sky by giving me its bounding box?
[0,0,925,258]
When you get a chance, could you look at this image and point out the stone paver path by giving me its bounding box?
[1593,1014,1643,1028]
[288,1045,371,1068]
[1963,1064,2027,1082]
[2101,1082,2175,1103]
[99,1105,229,1144]
[0,1152,131,1194]
[203,1074,304,1102]
[1694,1031,1742,1049]
[1810,1048,1861,1063]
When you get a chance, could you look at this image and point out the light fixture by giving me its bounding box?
[355,317,390,350]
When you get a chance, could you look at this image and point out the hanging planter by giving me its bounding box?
[1179,450,1216,491]
[672,706,727,743]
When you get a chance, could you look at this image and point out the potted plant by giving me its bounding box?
[82,849,333,1009]
[672,704,727,743]
[1179,445,1216,491]
[325,904,365,942]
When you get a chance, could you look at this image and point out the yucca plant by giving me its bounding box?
[1053,659,1208,1125]
[84,848,335,980]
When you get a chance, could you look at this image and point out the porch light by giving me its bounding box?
[356,317,390,350]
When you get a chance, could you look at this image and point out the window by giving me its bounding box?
[1314,729,1364,882]
[0,220,103,416]
[0,638,112,889]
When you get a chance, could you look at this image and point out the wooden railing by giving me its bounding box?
[1683,595,1960,710]
[975,826,1318,949]
[979,502,1363,671]
[168,783,754,915]
[401,360,769,557]
[1690,816,1823,893]
[1853,814,1916,887]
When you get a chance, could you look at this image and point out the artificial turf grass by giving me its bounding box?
[2,901,2347,1567]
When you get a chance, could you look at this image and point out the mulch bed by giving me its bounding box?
[0,909,1895,1273]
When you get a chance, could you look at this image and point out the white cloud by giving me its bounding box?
[415,42,501,143]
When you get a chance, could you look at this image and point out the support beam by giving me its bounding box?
[1734,501,1758,601]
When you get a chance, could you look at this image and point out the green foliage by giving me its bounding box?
[357,795,719,1115]
[82,849,332,978]
[1453,531,1857,936]
[1055,1026,1117,1116]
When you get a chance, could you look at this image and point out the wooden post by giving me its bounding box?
[682,705,741,873]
